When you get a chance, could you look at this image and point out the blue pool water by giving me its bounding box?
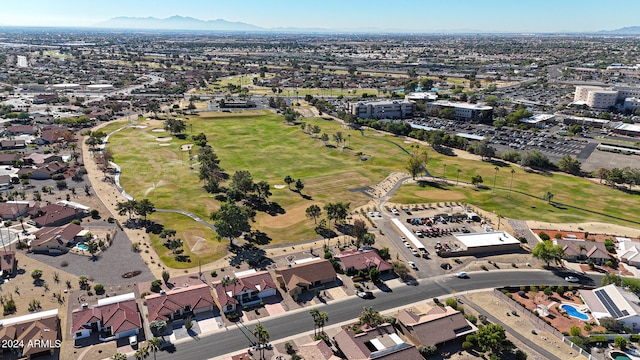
[75,243,89,251]
[561,304,589,320]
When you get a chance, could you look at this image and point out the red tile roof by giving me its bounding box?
[275,259,337,292]
[145,283,215,322]
[71,299,141,335]
[212,271,276,307]
[31,203,78,227]
[334,249,393,272]
[396,305,477,347]
[31,223,83,248]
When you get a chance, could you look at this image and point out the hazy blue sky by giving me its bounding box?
[0,0,635,33]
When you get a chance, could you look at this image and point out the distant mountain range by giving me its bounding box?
[94,16,264,32]
[598,26,640,35]
[93,15,476,34]
[93,16,640,35]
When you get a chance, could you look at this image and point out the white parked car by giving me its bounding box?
[456,272,468,278]
[408,261,417,270]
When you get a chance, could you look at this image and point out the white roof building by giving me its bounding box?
[580,284,640,329]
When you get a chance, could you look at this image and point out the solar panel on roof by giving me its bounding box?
[595,289,625,318]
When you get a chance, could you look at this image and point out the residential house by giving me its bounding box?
[333,323,422,360]
[71,293,142,341]
[18,161,67,180]
[24,153,63,165]
[30,203,82,227]
[0,140,26,150]
[0,153,21,165]
[30,223,84,253]
[0,175,11,191]
[38,125,68,144]
[580,284,640,330]
[297,340,342,360]
[275,259,337,297]
[212,270,277,313]
[4,125,35,135]
[0,201,31,220]
[556,238,612,265]
[145,283,216,322]
[396,305,477,348]
[333,249,393,274]
[618,240,640,268]
[0,250,17,277]
[0,309,59,360]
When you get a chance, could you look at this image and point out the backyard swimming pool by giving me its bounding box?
[561,304,589,321]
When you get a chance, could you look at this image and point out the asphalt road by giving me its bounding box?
[155,270,603,360]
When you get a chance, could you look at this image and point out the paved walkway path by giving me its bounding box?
[461,294,561,360]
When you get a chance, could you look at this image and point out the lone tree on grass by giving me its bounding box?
[211,201,251,247]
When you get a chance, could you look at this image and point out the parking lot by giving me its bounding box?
[374,204,486,277]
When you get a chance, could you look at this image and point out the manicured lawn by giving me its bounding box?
[106,111,413,264]
[390,157,640,226]
[105,111,640,266]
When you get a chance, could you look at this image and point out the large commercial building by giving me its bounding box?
[573,85,640,110]
[349,100,414,119]
[426,100,493,121]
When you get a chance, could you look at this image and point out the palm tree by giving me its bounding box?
[134,198,156,224]
[316,311,329,336]
[543,191,554,204]
[252,323,270,360]
[509,168,515,198]
[309,307,320,337]
[134,344,149,360]
[86,241,99,260]
[492,166,499,193]
[359,306,383,328]
[578,244,587,261]
[147,337,162,360]
[456,169,462,185]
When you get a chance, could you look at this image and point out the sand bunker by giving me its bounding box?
[273,184,286,189]
[132,125,148,129]
[180,144,193,151]
[151,128,166,132]
[190,236,211,253]
[159,143,171,146]
[155,137,172,142]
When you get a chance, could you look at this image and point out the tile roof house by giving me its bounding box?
[333,323,422,360]
[275,259,337,297]
[556,238,612,265]
[30,203,83,227]
[618,240,640,268]
[297,339,342,360]
[212,270,277,313]
[38,126,68,144]
[0,309,59,360]
[24,153,63,165]
[30,223,84,253]
[0,140,26,150]
[0,250,17,278]
[334,249,393,274]
[71,294,141,341]
[396,305,477,348]
[0,201,30,220]
[0,153,21,165]
[145,283,216,322]
[18,161,67,180]
[4,125,35,135]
